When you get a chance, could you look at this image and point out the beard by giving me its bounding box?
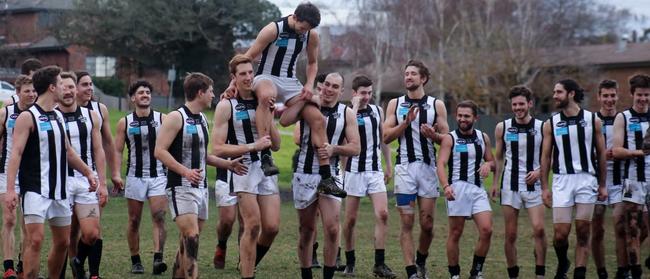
[459,122,474,132]
[406,84,419,91]
[556,98,569,109]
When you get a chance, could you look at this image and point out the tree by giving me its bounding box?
[348,0,637,114]
[54,0,280,91]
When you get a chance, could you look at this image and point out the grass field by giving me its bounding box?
[16,108,632,278]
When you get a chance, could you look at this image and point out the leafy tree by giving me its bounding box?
[54,0,280,91]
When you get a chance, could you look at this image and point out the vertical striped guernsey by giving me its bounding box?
[19,104,67,199]
[549,109,597,175]
[620,108,650,182]
[346,104,382,172]
[167,106,209,189]
[295,103,347,175]
[125,110,165,178]
[447,129,486,187]
[256,16,309,78]
[500,118,543,191]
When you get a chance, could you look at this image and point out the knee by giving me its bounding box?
[532,226,546,240]
[344,215,357,230]
[53,236,70,250]
[575,226,590,247]
[245,223,261,239]
[152,210,166,225]
[183,234,200,259]
[505,231,518,244]
[448,228,463,241]
[82,229,100,244]
[479,226,493,239]
[262,223,279,238]
[128,215,141,231]
[299,223,315,239]
[3,214,16,229]
[29,233,44,249]
[400,220,414,233]
[376,209,389,224]
[324,223,339,241]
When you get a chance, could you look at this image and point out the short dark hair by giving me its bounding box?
[75,71,91,84]
[352,75,373,91]
[509,85,533,101]
[294,2,320,28]
[456,100,478,116]
[316,73,327,84]
[20,58,42,75]
[14,75,32,91]
[629,74,650,95]
[128,80,154,97]
[183,72,213,101]
[598,79,618,94]
[32,66,61,96]
[557,79,584,103]
[405,60,431,85]
[60,71,77,84]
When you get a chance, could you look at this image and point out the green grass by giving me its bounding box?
[13,108,628,278]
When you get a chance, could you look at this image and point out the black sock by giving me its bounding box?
[154,252,163,262]
[535,265,546,276]
[470,255,486,276]
[319,165,332,179]
[631,264,642,278]
[131,254,141,265]
[448,265,461,276]
[242,277,255,279]
[77,239,93,264]
[345,250,355,266]
[406,265,417,277]
[301,267,313,279]
[255,244,271,266]
[218,239,228,250]
[554,243,569,270]
[3,260,13,271]
[616,266,629,278]
[596,267,608,279]
[88,238,103,276]
[415,250,428,266]
[374,249,385,266]
[507,266,519,278]
[574,267,586,279]
[323,265,335,279]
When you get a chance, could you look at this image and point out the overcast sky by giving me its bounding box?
[269,0,649,32]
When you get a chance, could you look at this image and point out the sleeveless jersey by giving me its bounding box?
[620,108,650,182]
[295,103,347,175]
[500,118,543,191]
[59,106,95,177]
[226,98,260,163]
[447,129,486,187]
[125,110,165,178]
[256,16,310,78]
[394,95,438,165]
[83,100,104,130]
[0,104,24,173]
[346,104,382,172]
[549,109,597,175]
[596,112,623,185]
[167,106,209,188]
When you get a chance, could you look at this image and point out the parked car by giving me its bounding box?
[0,81,15,99]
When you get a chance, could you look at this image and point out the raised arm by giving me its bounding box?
[244,23,278,61]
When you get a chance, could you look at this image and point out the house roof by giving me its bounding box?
[1,35,66,51]
[539,42,650,68]
[0,0,73,13]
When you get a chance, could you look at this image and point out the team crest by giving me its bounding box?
[528,129,537,135]
[331,112,341,119]
[420,103,431,110]
[578,119,587,127]
[78,116,87,123]
[150,121,159,127]
[235,103,247,111]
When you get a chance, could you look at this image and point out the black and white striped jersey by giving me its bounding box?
[59,106,95,177]
[167,106,209,189]
[620,108,650,182]
[447,129,486,187]
[346,104,382,172]
[295,103,347,175]
[394,95,438,165]
[0,104,25,173]
[549,109,597,175]
[500,118,543,191]
[19,104,68,199]
[83,100,104,130]
[125,110,165,178]
[226,98,260,163]
[256,16,309,78]
[596,112,623,186]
